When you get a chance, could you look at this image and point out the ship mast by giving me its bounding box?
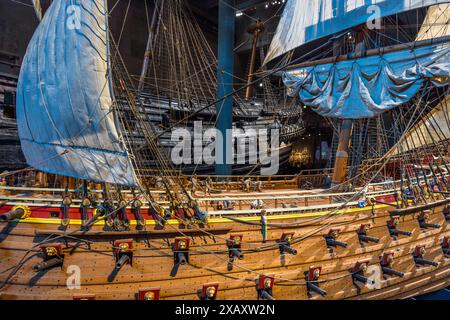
[332,119,353,186]
[138,1,161,93]
[332,27,366,187]
[245,19,265,100]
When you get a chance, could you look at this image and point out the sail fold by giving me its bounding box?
[283,42,450,119]
[265,0,450,64]
[16,0,137,186]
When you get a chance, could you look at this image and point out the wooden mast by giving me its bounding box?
[245,19,264,100]
[138,1,160,93]
[332,27,367,187]
[332,120,353,186]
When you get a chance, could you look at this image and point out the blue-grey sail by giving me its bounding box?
[265,0,450,64]
[283,42,450,119]
[16,0,137,186]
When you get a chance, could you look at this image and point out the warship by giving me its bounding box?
[1,0,450,301]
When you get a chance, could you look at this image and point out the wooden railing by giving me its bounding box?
[1,167,338,193]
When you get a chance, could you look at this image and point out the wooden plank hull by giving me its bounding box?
[1,199,449,300]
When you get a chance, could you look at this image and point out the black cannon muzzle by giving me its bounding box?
[32,257,63,272]
[229,248,243,260]
[419,222,441,229]
[133,207,145,229]
[259,290,275,301]
[0,208,25,222]
[80,205,89,224]
[415,257,438,267]
[358,234,380,244]
[280,243,298,255]
[177,252,187,265]
[389,229,412,237]
[381,266,404,278]
[326,237,348,248]
[353,273,375,285]
[115,254,131,269]
[307,282,327,297]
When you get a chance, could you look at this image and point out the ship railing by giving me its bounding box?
[368,170,450,191]
[1,171,442,215]
[0,168,39,188]
[197,188,399,215]
[0,185,166,195]
[0,188,399,218]
[209,201,362,217]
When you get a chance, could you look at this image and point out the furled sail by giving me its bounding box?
[391,3,450,156]
[417,3,450,40]
[16,0,137,186]
[265,0,450,64]
[390,96,450,156]
[32,0,43,21]
[283,41,450,119]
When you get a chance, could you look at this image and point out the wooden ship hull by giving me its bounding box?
[4,0,450,302]
[1,175,449,300]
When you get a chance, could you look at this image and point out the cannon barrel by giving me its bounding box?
[115,254,131,269]
[420,222,441,229]
[415,257,438,267]
[119,208,130,224]
[390,229,412,237]
[80,206,89,223]
[326,238,348,248]
[307,282,327,297]
[32,257,63,272]
[177,252,187,265]
[259,290,275,301]
[358,234,380,243]
[135,211,146,230]
[280,243,298,255]
[61,204,70,224]
[381,266,404,278]
[164,209,172,220]
[353,273,375,285]
[0,208,25,222]
[229,248,243,260]
[133,207,144,223]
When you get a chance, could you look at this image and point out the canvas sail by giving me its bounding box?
[32,0,43,21]
[16,0,137,186]
[391,3,450,156]
[265,0,450,64]
[282,42,450,119]
[417,3,450,40]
